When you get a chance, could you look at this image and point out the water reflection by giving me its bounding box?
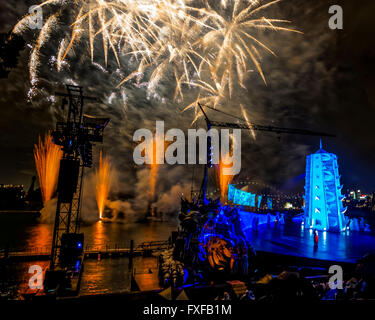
[0,218,178,251]
[0,217,178,297]
[80,258,130,295]
[91,221,106,247]
[24,223,52,251]
[82,220,178,247]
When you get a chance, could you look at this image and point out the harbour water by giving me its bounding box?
[0,215,178,298]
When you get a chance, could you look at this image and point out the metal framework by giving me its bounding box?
[50,163,84,266]
[50,85,109,269]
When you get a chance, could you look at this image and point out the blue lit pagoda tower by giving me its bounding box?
[304,140,346,232]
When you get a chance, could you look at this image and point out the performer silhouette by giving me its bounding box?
[313,229,319,250]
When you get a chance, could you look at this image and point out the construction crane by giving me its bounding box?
[196,103,335,201]
[45,85,109,294]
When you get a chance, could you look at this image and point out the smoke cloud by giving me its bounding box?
[39,198,57,223]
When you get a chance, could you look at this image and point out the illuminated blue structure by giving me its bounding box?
[267,198,272,209]
[304,140,346,232]
[228,185,256,206]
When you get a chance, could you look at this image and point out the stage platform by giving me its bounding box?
[243,221,375,264]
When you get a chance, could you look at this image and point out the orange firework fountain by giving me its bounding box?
[150,138,158,202]
[216,153,235,202]
[34,132,62,204]
[95,151,112,220]
[148,136,170,202]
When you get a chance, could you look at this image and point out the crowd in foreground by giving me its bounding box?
[214,254,375,301]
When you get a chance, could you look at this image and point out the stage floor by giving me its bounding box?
[244,222,375,263]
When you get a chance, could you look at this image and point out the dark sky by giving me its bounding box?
[0,0,374,202]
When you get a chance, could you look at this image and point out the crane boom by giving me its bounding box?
[196,103,335,202]
[198,103,335,137]
[209,120,335,137]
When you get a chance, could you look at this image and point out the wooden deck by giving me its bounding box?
[133,256,161,292]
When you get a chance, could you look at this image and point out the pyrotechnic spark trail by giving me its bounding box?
[216,153,235,202]
[150,138,158,202]
[13,0,301,111]
[95,151,113,219]
[240,103,256,139]
[28,13,59,97]
[34,132,62,204]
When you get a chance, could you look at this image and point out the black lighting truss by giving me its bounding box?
[50,84,109,268]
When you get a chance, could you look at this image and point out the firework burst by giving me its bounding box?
[13,0,301,111]
[199,0,302,94]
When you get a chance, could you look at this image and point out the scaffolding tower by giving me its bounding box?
[50,85,109,270]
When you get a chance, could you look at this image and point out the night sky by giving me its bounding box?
[0,0,374,214]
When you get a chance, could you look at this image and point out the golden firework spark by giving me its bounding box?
[149,137,158,202]
[183,79,225,125]
[34,132,62,204]
[240,103,256,139]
